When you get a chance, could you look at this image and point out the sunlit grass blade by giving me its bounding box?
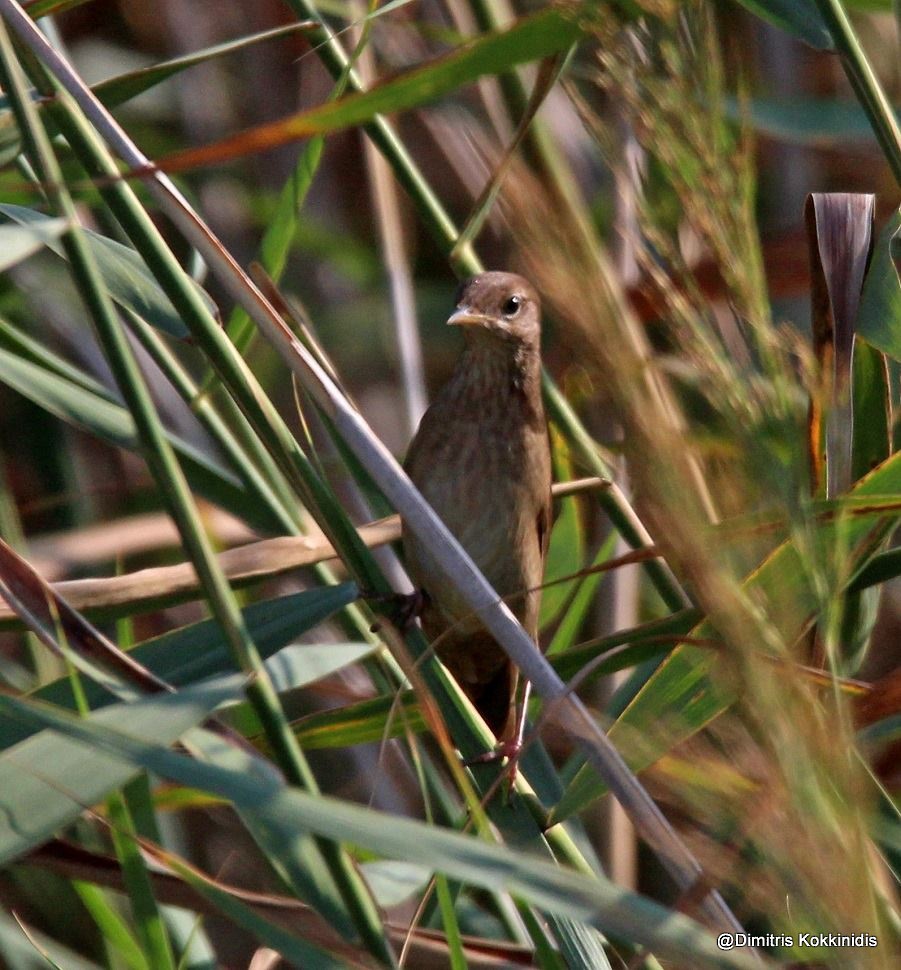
[156,6,586,173]
[105,787,176,970]
[553,446,901,822]
[74,881,150,970]
[851,338,891,483]
[291,692,423,750]
[546,530,619,656]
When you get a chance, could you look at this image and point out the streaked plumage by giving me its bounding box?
[402,272,552,739]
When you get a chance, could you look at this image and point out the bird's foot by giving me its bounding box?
[464,737,521,766]
[464,737,523,791]
[364,588,429,633]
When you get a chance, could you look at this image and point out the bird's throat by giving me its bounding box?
[457,337,542,406]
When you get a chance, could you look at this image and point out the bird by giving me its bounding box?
[402,271,552,750]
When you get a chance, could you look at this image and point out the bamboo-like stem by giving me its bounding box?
[126,312,300,534]
[0,22,392,964]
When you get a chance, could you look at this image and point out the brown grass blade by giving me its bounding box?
[0,536,169,692]
[804,193,875,497]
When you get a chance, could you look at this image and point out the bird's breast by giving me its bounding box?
[404,397,548,634]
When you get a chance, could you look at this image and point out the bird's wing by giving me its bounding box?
[537,495,552,563]
[536,430,553,565]
[402,398,444,482]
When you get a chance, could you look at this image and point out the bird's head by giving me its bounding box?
[447,272,541,349]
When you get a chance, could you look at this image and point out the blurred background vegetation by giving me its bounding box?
[0,0,899,967]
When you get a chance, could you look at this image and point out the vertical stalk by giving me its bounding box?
[814,0,901,185]
[0,25,392,964]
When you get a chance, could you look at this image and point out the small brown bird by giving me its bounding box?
[402,272,552,746]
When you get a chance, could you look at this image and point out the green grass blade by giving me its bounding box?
[851,338,891,483]
[2,698,762,970]
[74,881,150,970]
[434,872,467,970]
[93,24,315,110]
[729,0,833,50]
[292,692,423,750]
[552,609,702,685]
[161,6,586,170]
[106,791,177,970]
[857,208,901,361]
[0,203,218,340]
[0,680,238,867]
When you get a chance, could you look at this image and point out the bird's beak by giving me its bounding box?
[446,306,490,327]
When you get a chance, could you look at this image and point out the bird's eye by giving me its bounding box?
[503,295,522,317]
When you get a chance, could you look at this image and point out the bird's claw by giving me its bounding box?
[464,738,521,767]
[464,737,524,792]
[363,588,428,633]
